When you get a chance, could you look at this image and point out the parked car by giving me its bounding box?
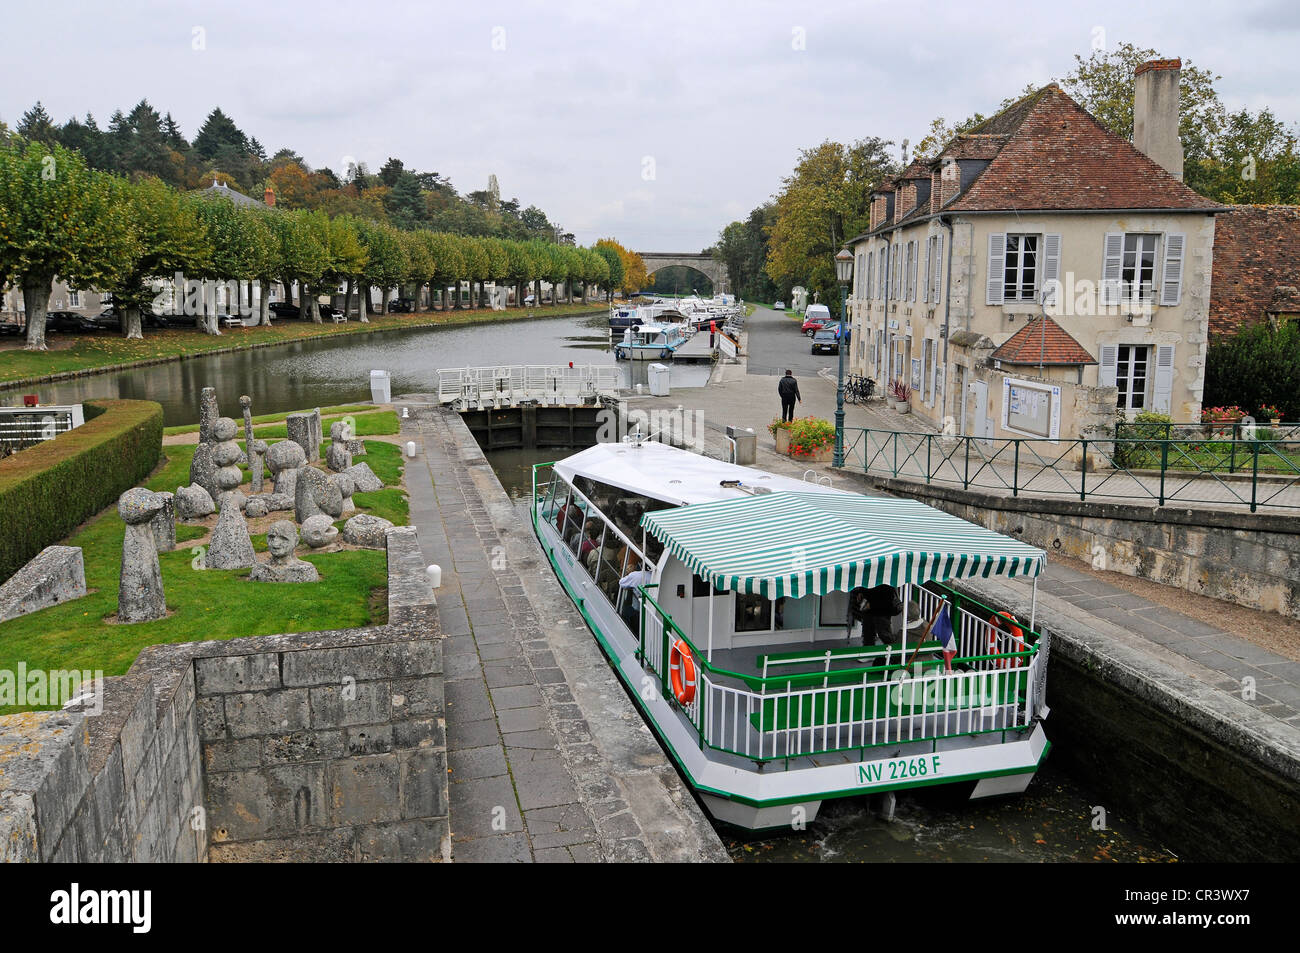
[268,302,301,320]
[774,301,785,310]
[81,309,122,332]
[44,310,85,333]
[524,293,537,305]
[0,319,23,336]
[811,329,840,355]
[387,298,414,313]
[801,304,832,335]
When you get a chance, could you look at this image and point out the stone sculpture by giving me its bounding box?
[0,546,86,623]
[207,491,256,570]
[249,520,320,583]
[264,439,307,512]
[175,483,216,520]
[342,514,394,550]
[343,462,384,493]
[245,496,269,518]
[295,466,343,523]
[150,491,176,552]
[198,386,219,445]
[249,438,267,494]
[326,440,352,473]
[286,410,321,462]
[336,473,356,515]
[117,488,168,623]
[240,395,256,472]
[189,442,218,501]
[300,514,338,549]
[211,417,244,498]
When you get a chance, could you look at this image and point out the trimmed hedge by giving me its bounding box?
[0,399,163,582]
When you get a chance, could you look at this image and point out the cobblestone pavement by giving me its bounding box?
[400,404,726,862]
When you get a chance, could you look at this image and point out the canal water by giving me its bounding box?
[2,311,710,426]
[491,451,1179,864]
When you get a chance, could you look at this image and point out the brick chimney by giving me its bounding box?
[1134,58,1184,180]
[264,187,276,207]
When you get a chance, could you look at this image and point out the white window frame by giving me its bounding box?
[1003,233,1040,302]
[1121,234,1159,302]
[1115,344,1152,412]
[68,290,81,308]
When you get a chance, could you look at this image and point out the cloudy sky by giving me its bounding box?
[5,0,1298,250]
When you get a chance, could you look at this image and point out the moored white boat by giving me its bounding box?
[613,322,689,361]
[531,439,1052,830]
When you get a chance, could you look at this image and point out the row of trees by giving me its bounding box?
[716,41,1300,308]
[5,101,577,243]
[0,141,648,351]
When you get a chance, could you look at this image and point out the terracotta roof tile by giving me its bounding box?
[991,316,1097,366]
[949,85,1220,212]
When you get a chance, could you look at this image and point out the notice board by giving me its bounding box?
[1001,377,1061,440]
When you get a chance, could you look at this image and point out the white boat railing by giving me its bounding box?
[438,364,621,408]
[639,584,1039,763]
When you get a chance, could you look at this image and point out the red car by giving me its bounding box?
[800,304,832,335]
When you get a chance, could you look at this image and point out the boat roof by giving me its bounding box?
[552,441,847,506]
[641,490,1046,598]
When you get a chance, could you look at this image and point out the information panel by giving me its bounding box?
[1001,377,1061,440]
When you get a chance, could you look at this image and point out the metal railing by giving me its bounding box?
[0,406,82,454]
[437,364,621,409]
[637,583,1040,764]
[842,426,1300,513]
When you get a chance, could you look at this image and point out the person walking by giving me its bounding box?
[777,369,801,423]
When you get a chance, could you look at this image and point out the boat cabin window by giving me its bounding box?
[735,593,819,632]
[692,574,712,598]
[735,593,771,632]
[819,590,850,627]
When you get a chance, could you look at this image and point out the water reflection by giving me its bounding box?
[2,312,709,425]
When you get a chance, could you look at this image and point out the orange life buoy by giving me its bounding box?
[668,639,698,704]
[988,611,1025,668]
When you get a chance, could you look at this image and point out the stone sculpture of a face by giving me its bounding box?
[266,520,298,562]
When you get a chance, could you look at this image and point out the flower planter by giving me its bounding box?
[792,445,832,463]
[886,396,898,410]
[896,401,911,415]
[775,428,790,454]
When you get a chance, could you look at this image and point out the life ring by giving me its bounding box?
[668,639,697,704]
[988,611,1024,669]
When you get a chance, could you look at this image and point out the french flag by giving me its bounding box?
[932,603,956,671]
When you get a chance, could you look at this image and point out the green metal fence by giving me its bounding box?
[841,426,1300,513]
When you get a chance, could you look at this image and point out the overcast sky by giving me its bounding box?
[5,0,1298,251]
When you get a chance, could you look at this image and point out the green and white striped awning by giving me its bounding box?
[640,491,1045,598]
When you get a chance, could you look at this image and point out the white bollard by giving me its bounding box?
[426,564,442,588]
[405,441,417,458]
[401,407,409,419]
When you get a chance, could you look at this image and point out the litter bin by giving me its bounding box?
[370,369,392,404]
[647,362,670,397]
[727,425,756,465]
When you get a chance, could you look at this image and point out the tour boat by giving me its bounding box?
[531,438,1052,830]
[613,323,689,361]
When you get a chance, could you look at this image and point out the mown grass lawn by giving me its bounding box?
[0,432,406,714]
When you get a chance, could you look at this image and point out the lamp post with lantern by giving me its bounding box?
[833,247,855,466]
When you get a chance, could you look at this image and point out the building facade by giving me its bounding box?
[848,62,1222,442]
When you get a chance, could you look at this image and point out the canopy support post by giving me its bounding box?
[708,584,714,663]
[1030,575,1038,633]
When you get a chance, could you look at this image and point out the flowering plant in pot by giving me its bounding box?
[768,417,793,454]
[885,380,900,410]
[787,417,836,462]
[1258,404,1282,424]
[890,380,912,414]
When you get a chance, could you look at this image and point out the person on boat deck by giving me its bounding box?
[618,562,654,630]
[579,522,600,561]
[849,585,903,647]
[778,370,801,423]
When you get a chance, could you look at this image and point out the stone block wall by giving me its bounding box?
[0,525,444,863]
[0,662,204,862]
[197,632,446,861]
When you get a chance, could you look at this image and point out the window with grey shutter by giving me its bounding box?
[910,241,919,301]
[986,233,1006,305]
[1042,234,1061,307]
[1098,344,1118,388]
[923,239,931,303]
[1101,233,1124,306]
[866,251,873,299]
[933,234,943,302]
[1160,234,1185,306]
[1152,344,1175,412]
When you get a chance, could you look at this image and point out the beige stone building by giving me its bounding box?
[847,60,1222,442]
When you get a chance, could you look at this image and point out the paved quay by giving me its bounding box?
[633,304,1300,730]
[398,401,727,863]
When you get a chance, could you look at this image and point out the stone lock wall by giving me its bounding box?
[0,526,444,863]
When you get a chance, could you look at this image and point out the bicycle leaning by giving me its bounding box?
[844,374,877,404]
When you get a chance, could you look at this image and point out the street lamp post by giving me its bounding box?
[834,247,855,467]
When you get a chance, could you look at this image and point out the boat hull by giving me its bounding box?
[532,503,1049,831]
